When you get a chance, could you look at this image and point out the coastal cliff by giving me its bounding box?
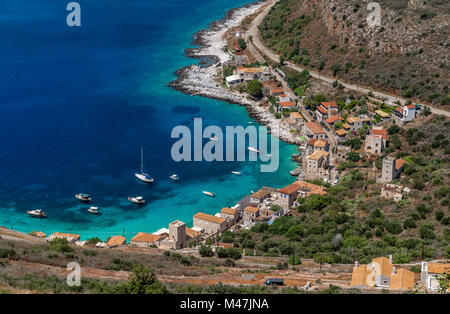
[169,0,302,145]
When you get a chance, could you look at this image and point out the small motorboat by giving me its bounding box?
[231,171,241,175]
[128,196,146,205]
[202,191,215,197]
[75,193,91,203]
[170,174,180,181]
[248,147,260,153]
[88,206,99,215]
[27,209,46,218]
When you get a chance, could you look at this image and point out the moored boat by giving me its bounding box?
[128,196,145,205]
[248,147,260,153]
[75,193,91,202]
[135,173,154,183]
[170,174,180,181]
[135,147,154,183]
[202,191,215,197]
[27,209,46,218]
[88,206,99,214]
[231,171,241,175]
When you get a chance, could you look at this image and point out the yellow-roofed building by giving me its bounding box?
[390,268,415,290]
[107,235,126,248]
[351,256,417,291]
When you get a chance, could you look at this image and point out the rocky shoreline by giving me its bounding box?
[169,1,302,145]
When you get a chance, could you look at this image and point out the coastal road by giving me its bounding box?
[249,0,450,117]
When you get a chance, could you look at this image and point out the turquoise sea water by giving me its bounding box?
[0,0,298,239]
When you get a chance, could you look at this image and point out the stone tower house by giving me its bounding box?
[169,220,186,249]
[381,156,396,183]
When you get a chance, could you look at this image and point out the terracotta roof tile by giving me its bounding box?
[308,150,329,161]
[321,102,338,109]
[390,268,415,290]
[221,207,237,215]
[244,206,259,213]
[305,122,326,134]
[251,189,271,200]
[317,106,328,114]
[194,212,226,224]
[131,232,162,243]
[326,116,343,124]
[395,159,406,170]
[107,235,126,246]
[371,128,387,139]
[280,101,295,108]
[279,181,326,196]
[427,263,450,274]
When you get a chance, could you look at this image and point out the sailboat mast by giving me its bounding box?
[140,147,144,173]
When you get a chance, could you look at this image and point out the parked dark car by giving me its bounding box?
[264,278,284,286]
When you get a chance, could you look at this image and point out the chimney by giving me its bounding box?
[389,254,393,264]
[392,266,396,275]
[355,261,359,268]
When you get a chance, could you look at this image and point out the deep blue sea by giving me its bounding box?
[0,0,297,239]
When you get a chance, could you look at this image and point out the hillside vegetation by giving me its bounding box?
[259,0,449,107]
[223,115,450,265]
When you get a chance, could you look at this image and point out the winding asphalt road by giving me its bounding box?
[248,0,449,117]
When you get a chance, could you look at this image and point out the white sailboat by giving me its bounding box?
[135,147,154,183]
[231,171,241,175]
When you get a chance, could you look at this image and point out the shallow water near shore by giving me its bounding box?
[0,0,298,239]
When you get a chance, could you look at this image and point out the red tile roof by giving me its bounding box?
[194,212,227,224]
[308,138,328,146]
[244,206,259,213]
[326,116,343,124]
[371,128,387,139]
[280,101,295,108]
[271,88,284,94]
[321,102,338,109]
[317,106,328,114]
[279,181,327,196]
[305,122,326,134]
[131,232,162,243]
[221,207,237,215]
[395,159,406,170]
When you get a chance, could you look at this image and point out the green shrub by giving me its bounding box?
[435,210,444,221]
[49,238,73,253]
[0,249,15,259]
[199,245,214,257]
[419,222,436,240]
[83,249,97,257]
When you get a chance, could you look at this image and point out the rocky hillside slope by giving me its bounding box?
[259,0,449,107]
